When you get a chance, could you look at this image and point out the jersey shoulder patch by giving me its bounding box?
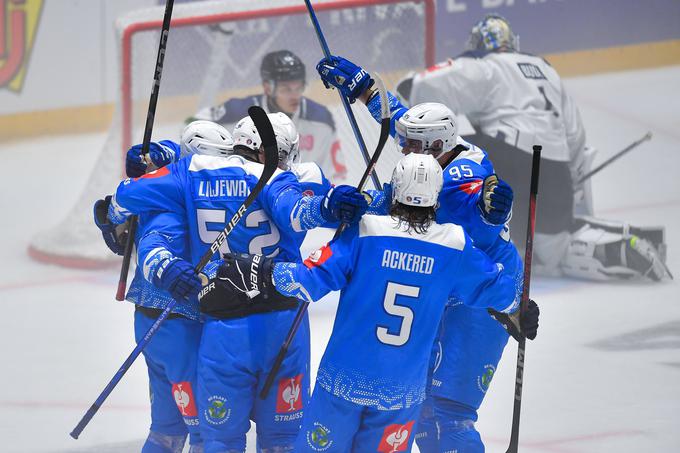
[218,95,263,124]
[359,215,466,251]
[300,97,335,131]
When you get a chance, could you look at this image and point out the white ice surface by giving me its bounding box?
[0,66,678,452]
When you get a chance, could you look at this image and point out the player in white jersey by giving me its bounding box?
[399,14,670,282]
[190,50,348,181]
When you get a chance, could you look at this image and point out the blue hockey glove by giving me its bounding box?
[477,174,513,225]
[316,55,373,103]
[488,299,539,342]
[93,195,128,255]
[321,185,369,224]
[125,142,178,178]
[153,258,203,302]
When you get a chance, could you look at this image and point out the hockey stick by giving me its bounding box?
[116,0,175,301]
[505,145,542,453]
[259,73,391,400]
[577,132,651,184]
[303,0,382,190]
[70,107,279,439]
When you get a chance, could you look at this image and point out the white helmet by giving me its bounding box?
[232,115,262,156]
[395,102,458,159]
[391,153,443,207]
[180,120,234,157]
[268,112,300,170]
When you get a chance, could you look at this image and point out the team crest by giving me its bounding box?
[171,382,197,417]
[1,0,44,92]
[306,422,333,451]
[378,421,414,452]
[276,374,303,413]
[204,395,231,425]
[477,364,496,393]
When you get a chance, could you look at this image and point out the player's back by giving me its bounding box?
[175,153,303,263]
[412,51,574,161]
[317,215,472,410]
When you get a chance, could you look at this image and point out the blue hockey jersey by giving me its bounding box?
[273,215,518,410]
[109,154,318,266]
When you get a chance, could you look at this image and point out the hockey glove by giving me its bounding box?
[199,254,298,319]
[321,185,369,225]
[93,195,128,255]
[477,174,513,225]
[316,55,373,103]
[125,142,178,178]
[488,299,540,342]
[153,257,203,302]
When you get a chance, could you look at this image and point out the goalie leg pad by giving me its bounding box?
[561,216,669,281]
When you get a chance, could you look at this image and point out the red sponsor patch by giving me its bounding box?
[302,189,315,197]
[171,381,197,417]
[276,374,303,413]
[303,244,332,269]
[300,134,315,151]
[377,421,415,452]
[459,180,483,195]
[134,166,170,181]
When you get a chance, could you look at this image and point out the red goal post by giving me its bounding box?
[28,0,436,268]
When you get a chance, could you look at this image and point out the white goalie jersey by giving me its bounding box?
[409,51,586,163]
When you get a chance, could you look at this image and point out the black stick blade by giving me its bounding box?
[248,106,279,178]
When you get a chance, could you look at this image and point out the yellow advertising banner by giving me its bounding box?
[0,0,44,92]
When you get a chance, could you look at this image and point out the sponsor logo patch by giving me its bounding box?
[303,244,332,269]
[276,374,303,413]
[204,395,231,425]
[172,381,197,417]
[477,364,496,393]
[307,422,333,451]
[378,421,414,452]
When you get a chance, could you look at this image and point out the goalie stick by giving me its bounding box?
[505,145,541,453]
[116,0,175,302]
[303,0,382,190]
[70,106,279,439]
[577,132,652,184]
[259,72,391,400]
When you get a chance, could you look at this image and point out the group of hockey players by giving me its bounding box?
[92,14,669,453]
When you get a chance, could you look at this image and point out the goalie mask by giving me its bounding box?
[391,153,443,207]
[395,103,458,159]
[268,112,300,170]
[180,120,234,158]
[467,14,519,52]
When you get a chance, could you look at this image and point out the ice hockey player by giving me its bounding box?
[202,152,539,452]
[190,49,348,181]
[93,120,234,453]
[315,56,536,451]
[397,14,670,282]
[105,113,368,453]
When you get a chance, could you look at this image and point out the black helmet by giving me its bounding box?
[260,50,306,83]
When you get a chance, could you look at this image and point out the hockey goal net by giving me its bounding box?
[28,0,435,268]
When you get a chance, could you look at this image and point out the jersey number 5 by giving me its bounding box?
[376,282,420,347]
